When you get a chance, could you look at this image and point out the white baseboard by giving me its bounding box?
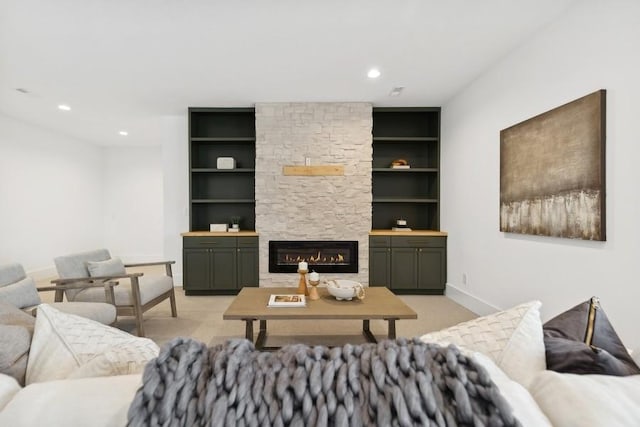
[445,283,500,316]
[173,273,183,287]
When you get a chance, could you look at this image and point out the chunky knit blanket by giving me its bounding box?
[127,337,519,427]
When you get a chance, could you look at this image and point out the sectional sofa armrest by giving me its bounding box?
[124,261,175,277]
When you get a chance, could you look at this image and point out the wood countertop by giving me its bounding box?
[369,229,448,237]
[181,231,259,237]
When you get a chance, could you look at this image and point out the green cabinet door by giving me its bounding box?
[417,248,446,291]
[183,248,211,291]
[369,247,390,287]
[210,247,237,291]
[237,246,259,288]
[391,248,418,290]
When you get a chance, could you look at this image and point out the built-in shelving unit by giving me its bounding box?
[372,107,441,230]
[188,108,256,231]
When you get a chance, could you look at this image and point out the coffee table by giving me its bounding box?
[223,286,417,350]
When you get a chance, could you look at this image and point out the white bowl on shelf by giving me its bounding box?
[326,279,365,301]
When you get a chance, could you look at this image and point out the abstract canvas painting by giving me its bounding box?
[500,90,606,240]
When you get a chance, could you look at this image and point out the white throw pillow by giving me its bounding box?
[0,374,142,427]
[25,304,158,384]
[471,352,552,427]
[420,300,546,387]
[87,257,126,277]
[529,371,640,427]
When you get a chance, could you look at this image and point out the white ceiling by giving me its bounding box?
[0,0,579,146]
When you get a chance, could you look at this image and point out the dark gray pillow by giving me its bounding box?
[543,297,640,376]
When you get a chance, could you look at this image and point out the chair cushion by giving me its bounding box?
[71,275,173,306]
[54,249,111,279]
[420,300,546,387]
[26,304,158,384]
[0,373,21,412]
[87,258,126,277]
[0,276,41,309]
[0,302,35,386]
[51,302,116,325]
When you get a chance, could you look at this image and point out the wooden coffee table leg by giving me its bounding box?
[386,318,397,339]
[255,320,268,350]
[362,319,377,343]
[244,319,254,341]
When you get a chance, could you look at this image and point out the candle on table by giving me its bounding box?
[298,261,308,271]
[309,271,319,282]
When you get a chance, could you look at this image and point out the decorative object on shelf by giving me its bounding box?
[326,279,365,301]
[267,294,306,307]
[229,216,241,232]
[390,158,410,169]
[216,157,236,169]
[392,218,412,232]
[500,89,606,241]
[308,271,320,301]
[209,224,228,232]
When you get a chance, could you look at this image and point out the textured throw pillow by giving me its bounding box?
[0,301,36,385]
[26,304,159,384]
[87,258,126,277]
[0,276,41,309]
[420,300,546,387]
[543,296,640,376]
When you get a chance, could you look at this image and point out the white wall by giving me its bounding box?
[161,115,189,286]
[442,0,640,347]
[0,114,104,276]
[103,146,163,262]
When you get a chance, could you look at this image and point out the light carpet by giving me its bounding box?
[39,279,477,348]
[117,288,477,348]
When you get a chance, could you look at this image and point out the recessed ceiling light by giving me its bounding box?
[119,131,128,136]
[58,104,71,111]
[367,68,381,79]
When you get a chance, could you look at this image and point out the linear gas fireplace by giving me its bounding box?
[269,240,358,273]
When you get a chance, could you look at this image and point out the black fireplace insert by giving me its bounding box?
[269,240,358,273]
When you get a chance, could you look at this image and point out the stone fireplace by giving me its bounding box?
[255,102,372,286]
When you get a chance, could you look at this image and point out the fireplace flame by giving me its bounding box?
[283,250,347,265]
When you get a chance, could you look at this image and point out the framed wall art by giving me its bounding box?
[500,89,606,241]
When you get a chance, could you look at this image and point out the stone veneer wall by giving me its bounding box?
[255,103,372,287]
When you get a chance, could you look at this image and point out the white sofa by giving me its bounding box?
[1,302,640,426]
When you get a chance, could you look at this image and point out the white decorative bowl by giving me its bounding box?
[326,279,365,301]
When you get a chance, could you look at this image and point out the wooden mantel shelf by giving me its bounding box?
[283,165,344,176]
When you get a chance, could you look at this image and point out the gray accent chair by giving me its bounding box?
[53,249,177,337]
[0,263,117,325]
